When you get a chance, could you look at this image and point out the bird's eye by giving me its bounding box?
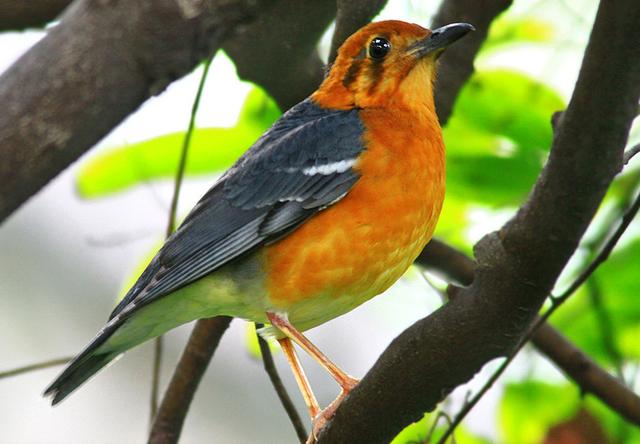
[368,37,391,59]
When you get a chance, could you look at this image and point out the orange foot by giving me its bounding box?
[307,377,359,444]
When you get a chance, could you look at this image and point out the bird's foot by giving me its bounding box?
[306,378,359,443]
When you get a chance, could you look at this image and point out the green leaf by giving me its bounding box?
[585,395,640,443]
[482,17,554,53]
[499,381,579,444]
[552,239,640,364]
[501,381,640,444]
[450,70,564,154]
[392,413,491,444]
[244,322,278,360]
[442,70,564,207]
[447,152,540,207]
[77,87,281,198]
[237,85,282,124]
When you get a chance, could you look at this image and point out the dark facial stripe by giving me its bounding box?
[366,57,385,95]
[343,60,362,88]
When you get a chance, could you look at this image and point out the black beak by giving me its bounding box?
[409,23,475,58]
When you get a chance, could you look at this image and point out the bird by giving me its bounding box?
[45,19,473,438]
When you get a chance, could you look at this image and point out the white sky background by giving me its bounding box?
[0,1,612,443]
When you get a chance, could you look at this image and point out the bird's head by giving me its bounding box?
[313,20,473,111]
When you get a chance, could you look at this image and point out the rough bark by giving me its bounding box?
[222,0,339,111]
[0,0,271,223]
[0,0,72,31]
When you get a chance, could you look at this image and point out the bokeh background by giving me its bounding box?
[2,0,639,443]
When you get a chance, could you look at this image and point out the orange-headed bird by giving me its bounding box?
[46,20,473,436]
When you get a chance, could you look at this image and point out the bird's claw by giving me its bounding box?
[306,380,359,443]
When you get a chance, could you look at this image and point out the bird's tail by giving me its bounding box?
[44,317,126,405]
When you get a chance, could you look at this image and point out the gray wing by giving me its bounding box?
[110,98,365,319]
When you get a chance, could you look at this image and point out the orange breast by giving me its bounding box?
[264,106,445,310]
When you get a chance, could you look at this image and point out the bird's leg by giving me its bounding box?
[266,312,359,391]
[277,337,321,419]
[267,312,359,440]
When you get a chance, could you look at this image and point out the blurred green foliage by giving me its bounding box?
[552,239,640,364]
[391,413,491,444]
[499,381,578,444]
[443,69,564,208]
[500,381,640,444]
[482,16,554,53]
[76,86,280,197]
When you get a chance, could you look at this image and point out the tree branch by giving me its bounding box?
[417,240,475,286]
[0,356,71,379]
[534,322,640,424]
[437,184,640,441]
[318,1,640,441]
[256,323,308,442]
[148,316,232,444]
[0,0,72,31]
[624,143,640,165]
[223,0,337,111]
[0,0,270,224]
[418,239,640,428]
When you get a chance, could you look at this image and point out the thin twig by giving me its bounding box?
[532,324,640,424]
[150,56,215,423]
[150,336,163,421]
[255,323,307,442]
[148,317,232,444]
[0,356,72,379]
[437,187,640,443]
[586,278,625,381]
[552,189,640,307]
[624,143,640,165]
[435,357,508,444]
[422,411,454,444]
[166,58,214,238]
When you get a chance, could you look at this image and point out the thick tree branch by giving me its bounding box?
[0,0,72,31]
[148,316,231,444]
[440,185,640,440]
[223,0,337,111]
[419,240,640,426]
[0,0,271,224]
[318,1,640,441]
[432,0,513,124]
[417,240,475,285]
